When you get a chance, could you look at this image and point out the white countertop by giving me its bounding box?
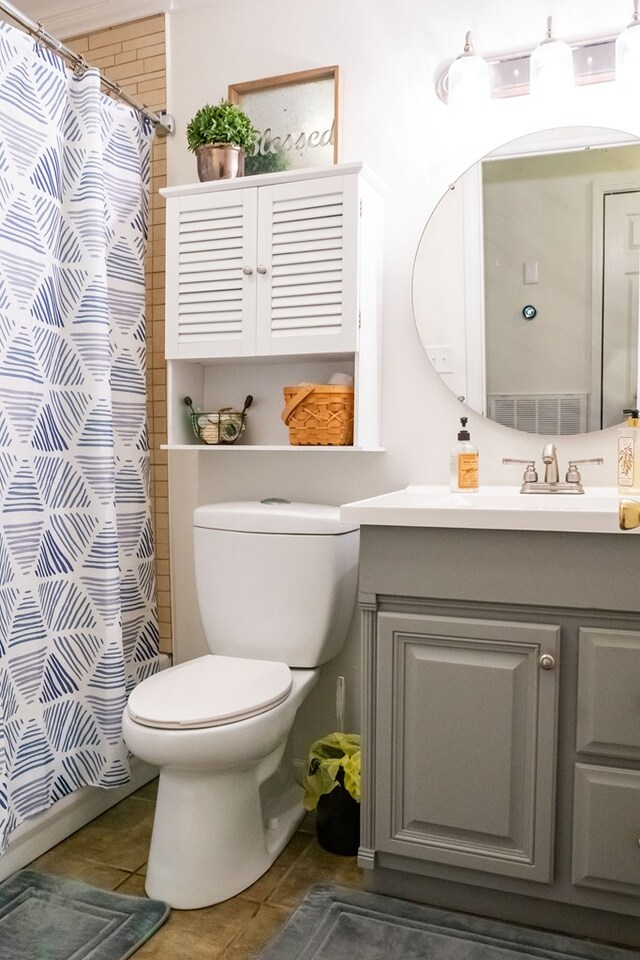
[340,485,633,535]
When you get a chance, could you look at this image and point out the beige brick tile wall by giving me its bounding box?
[67,15,171,654]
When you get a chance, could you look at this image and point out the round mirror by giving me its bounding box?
[413,126,640,435]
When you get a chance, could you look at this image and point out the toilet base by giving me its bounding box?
[144,736,304,909]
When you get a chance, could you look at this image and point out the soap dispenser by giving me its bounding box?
[618,408,640,494]
[450,417,479,493]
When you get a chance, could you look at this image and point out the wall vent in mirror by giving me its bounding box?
[488,394,588,436]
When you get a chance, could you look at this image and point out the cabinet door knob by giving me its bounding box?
[538,653,556,670]
[242,266,253,276]
[257,264,268,275]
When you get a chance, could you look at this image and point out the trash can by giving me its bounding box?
[303,733,361,856]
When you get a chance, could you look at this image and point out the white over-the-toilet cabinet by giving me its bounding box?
[161,162,384,450]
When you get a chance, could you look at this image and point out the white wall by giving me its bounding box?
[164,0,639,753]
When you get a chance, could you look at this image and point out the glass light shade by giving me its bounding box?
[529,19,574,98]
[447,33,490,109]
[615,16,640,88]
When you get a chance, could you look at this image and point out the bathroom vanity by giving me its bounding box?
[341,487,640,948]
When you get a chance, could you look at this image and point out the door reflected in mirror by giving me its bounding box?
[413,128,640,435]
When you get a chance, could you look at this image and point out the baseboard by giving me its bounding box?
[0,757,159,882]
[0,654,171,882]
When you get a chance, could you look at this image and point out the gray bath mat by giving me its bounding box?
[0,869,169,960]
[258,885,636,960]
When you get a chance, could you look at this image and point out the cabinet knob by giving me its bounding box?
[242,266,253,276]
[257,264,268,275]
[538,653,556,671]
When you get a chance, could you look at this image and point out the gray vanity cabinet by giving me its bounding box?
[358,525,640,948]
[375,613,559,882]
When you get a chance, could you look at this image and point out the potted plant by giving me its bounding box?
[186,99,257,181]
[303,732,361,855]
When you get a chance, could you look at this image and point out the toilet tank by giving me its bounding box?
[193,501,359,667]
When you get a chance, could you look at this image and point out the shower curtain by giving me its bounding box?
[0,22,160,852]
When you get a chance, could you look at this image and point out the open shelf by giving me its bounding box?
[167,356,380,450]
[162,444,386,452]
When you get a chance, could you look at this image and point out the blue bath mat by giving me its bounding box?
[258,885,638,960]
[0,869,169,960]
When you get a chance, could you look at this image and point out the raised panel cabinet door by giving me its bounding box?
[254,175,360,356]
[576,627,640,760]
[166,189,258,359]
[572,763,640,896]
[376,613,560,882]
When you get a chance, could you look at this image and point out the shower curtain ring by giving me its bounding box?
[73,54,87,76]
[33,21,45,46]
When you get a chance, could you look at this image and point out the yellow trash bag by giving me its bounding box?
[303,732,361,811]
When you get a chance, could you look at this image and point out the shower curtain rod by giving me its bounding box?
[0,0,174,136]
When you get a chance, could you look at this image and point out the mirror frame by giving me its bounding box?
[413,85,640,437]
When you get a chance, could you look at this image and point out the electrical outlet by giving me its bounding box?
[426,345,453,373]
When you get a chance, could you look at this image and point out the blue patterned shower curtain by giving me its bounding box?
[0,22,160,852]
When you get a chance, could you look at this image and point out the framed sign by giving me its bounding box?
[228,66,339,176]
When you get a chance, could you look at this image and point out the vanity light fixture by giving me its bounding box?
[615,0,640,89]
[436,23,627,103]
[445,31,490,109]
[528,17,575,98]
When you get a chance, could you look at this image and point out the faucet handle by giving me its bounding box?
[502,458,538,483]
[565,458,604,483]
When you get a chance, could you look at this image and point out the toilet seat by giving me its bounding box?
[127,655,292,729]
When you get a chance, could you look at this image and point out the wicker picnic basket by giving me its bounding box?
[282,384,354,446]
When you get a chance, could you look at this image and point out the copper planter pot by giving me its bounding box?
[195,143,245,181]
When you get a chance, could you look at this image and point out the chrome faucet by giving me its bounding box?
[542,443,559,484]
[503,445,603,494]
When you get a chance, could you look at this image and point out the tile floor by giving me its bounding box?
[27,779,364,959]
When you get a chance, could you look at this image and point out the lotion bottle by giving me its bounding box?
[617,408,640,494]
[450,417,479,493]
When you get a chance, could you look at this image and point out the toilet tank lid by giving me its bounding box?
[193,500,359,535]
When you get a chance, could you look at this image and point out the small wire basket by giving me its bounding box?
[184,395,253,445]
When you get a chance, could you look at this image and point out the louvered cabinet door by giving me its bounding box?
[166,190,258,359]
[255,176,360,356]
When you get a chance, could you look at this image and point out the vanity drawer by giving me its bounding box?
[572,763,640,896]
[576,628,640,760]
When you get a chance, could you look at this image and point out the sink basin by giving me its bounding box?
[340,484,628,534]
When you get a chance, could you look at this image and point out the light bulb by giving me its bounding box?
[616,1,640,89]
[446,31,490,109]
[529,16,574,98]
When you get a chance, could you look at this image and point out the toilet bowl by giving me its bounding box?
[122,501,359,909]
[123,659,318,908]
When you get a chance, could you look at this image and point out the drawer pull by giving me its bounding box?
[539,653,556,670]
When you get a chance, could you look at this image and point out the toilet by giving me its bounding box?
[122,500,359,909]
